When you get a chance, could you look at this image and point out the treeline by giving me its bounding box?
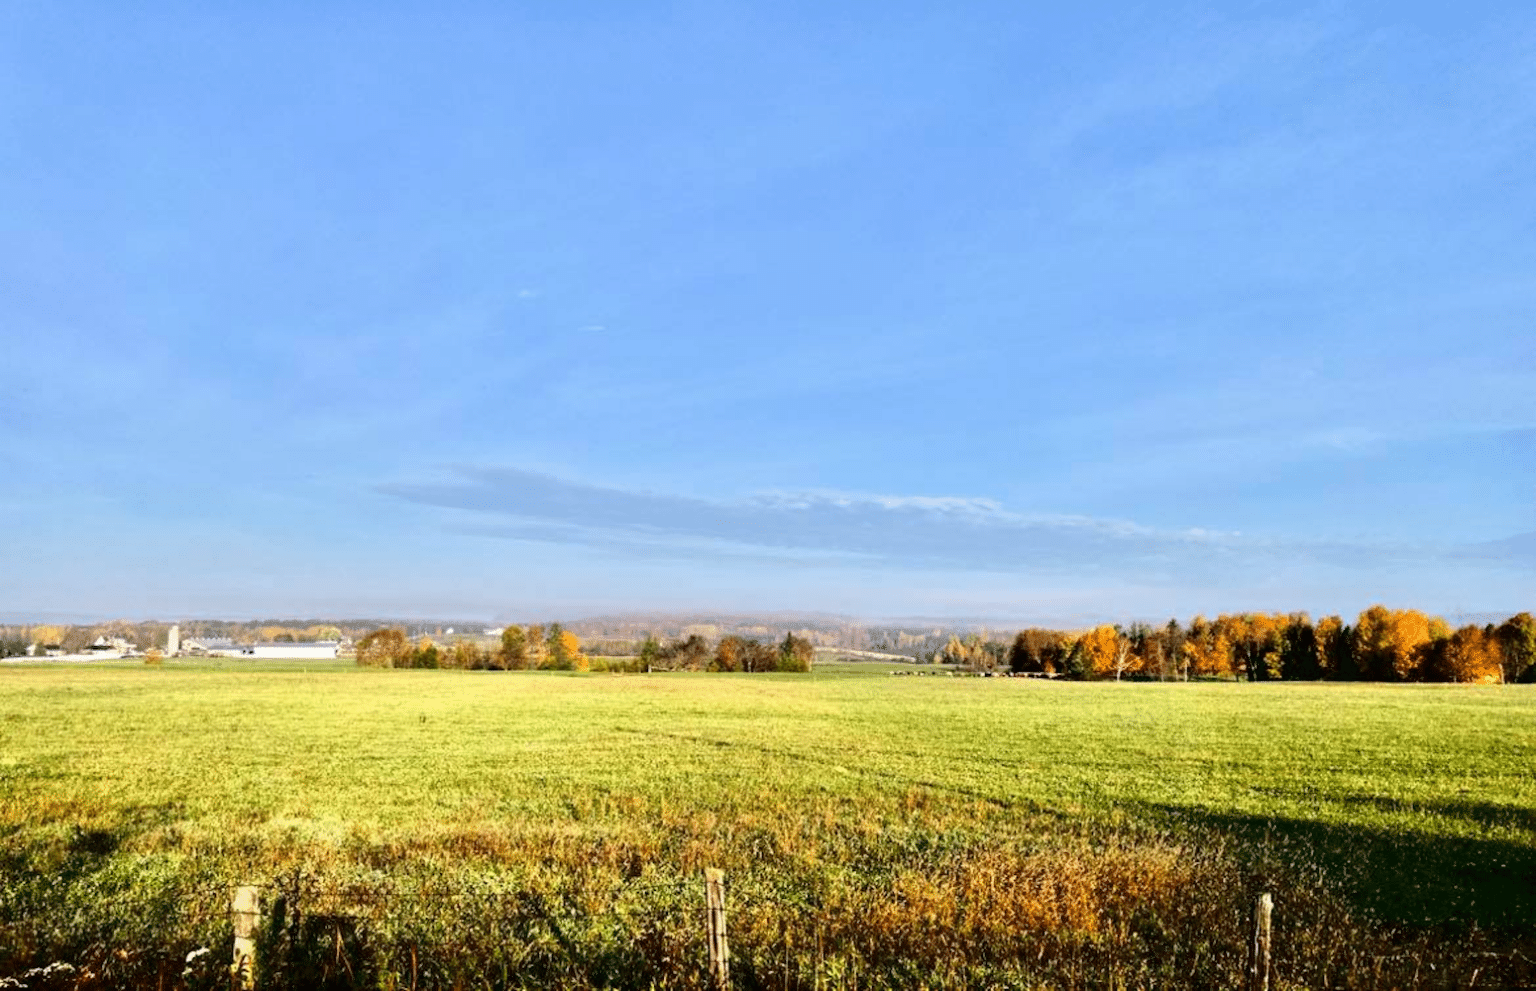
[3,621,176,655]
[353,626,815,673]
[355,623,588,670]
[635,632,814,672]
[0,619,491,655]
[987,607,1536,683]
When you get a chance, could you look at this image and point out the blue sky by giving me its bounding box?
[3,2,1533,624]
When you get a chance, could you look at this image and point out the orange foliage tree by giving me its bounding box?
[1077,625,1127,680]
[1354,606,1439,680]
[1181,616,1236,679]
[1423,625,1502,683]
[544,625,587,671]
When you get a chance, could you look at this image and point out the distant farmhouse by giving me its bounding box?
[85,636,137,659]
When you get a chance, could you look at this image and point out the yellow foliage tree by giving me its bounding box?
[566,631,590,673]
[525,625,547,668]
[543,626,587,671]
[1181,616,1236,679]
[1247,613,1287,680]
[1314,615,1345,678]
[1355,606,1435,680]
[356,629,408,668]
[447,640,484,671]
[1078,626,1123,680]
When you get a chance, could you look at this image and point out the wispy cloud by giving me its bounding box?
[379,467,1280,577]
[1033,14,1337,160]
[1456,531,1536,569]
[380,467,1536,582]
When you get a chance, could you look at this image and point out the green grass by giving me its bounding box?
[2,663,1533,988]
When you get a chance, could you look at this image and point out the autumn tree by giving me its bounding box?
[1217,614,1282,681]
[778,632,814,672]
[1354,606,1437,681]
[525,625,547,669]
[498,626,530,670]
[1058,635,1088,679]
[1422,625,1502,683]
[1076,625,1124,680]
[660,634,711,670]
[1111,626,1140,679]
[356,628,409,668]
[1180,616,1210,680]
[1277,613,1319,680]
[1313,615,1351,679]
[29,625,65,650]
[1181,616,1235,679]
[712,635,747,672]
[742,639,780,672]
[565,631,590,671]
[1495,613,1536,683]
[938,634,965,668]
[1008,628,1068,674]
[1123,622,1156,677]
[412,636,440,669]
[543,624,587,671]
[447,640,485,670]
[1157,619,1185,681]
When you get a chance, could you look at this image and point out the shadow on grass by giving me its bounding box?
[1140,800,1536,932]
[1329,793,1536,833]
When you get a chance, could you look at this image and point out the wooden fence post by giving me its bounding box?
[1248,892,1273,991]
[231,884,261,990]
[705,868,729,989]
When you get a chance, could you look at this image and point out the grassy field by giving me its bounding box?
[1,662,1533,988]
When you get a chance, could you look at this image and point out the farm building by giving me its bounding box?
[214,642,340,659]
[84,636,135,658]
[180,637,235,655]
[250,642,340,659]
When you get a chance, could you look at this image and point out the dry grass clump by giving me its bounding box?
[715,838,1245,989]
[871,844,1204,942]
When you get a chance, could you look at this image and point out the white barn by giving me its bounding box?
[244,642,340,659]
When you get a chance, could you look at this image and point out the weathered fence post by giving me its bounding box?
[705,868,729,988]
[1248,892,1273,991]
[231,884,261,990]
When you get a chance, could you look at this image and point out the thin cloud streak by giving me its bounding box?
[1457,531,1536,568]
[376,466,1487,578]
